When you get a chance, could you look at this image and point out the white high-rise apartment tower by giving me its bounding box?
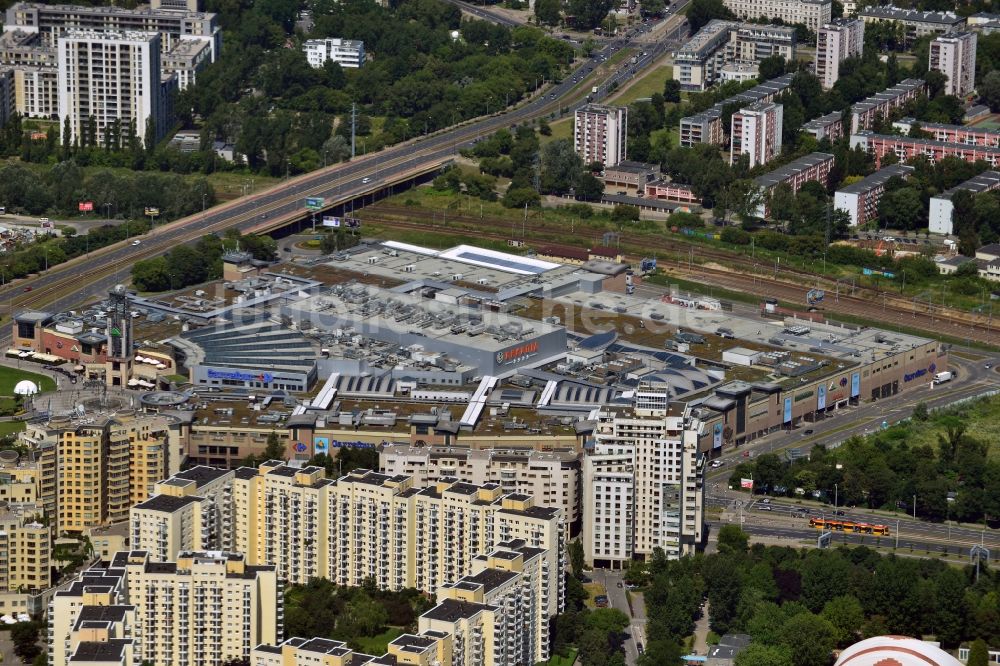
[815,18,865,90]
[929,32,977,97]
[57,29,162,148]
[581,385,705,568]
[574,104,627,167]
[730,101,783,167]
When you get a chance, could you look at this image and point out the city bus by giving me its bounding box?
[809,517,890,536]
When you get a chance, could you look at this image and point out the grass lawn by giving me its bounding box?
[608,66,673,105]
[895,395,1000,459]
[583,581,606,609]
[542,117,573,146]
[353,627,405,656]
[0,421,24,436]
[0,366,56,395]
[544,649,579,666]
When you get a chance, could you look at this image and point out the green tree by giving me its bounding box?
[577,173,605,201]
[821,595,864,647]
[779,613,836,666]
[340,591,389,637]
[758,56,786,81]
[982,71,1000,112]
[687,0,735,31]
[540,139,583,194]
[717,524,749,555]
[912,402,929,421]
[567,0,614,29]
[736,644,795,666]
[968,639,990,666]
[535,0,561,25]
[877,188,925,231]
[663,79,682,103]
[568,539,585,579]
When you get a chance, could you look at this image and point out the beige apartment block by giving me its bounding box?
[21,411,182,535]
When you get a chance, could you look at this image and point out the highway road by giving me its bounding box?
[709,511,998,555]
[0,8,690,334]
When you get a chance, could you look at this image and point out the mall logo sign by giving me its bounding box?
[496,341,539,365]
[207,369,274,383]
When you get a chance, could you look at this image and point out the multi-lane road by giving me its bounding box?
[0,10,690,332]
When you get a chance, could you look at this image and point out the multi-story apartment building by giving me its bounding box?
[0,505,49,594]
[573,104,627,167]
[676,21,796,90]
[63,605,138,666]
[673,20,738,91]
[12,65,56,117]
[252,538,556,666]
[849,79,926,133]
[724,0,831,31]
[850,131,1000,168]
[730,101,783,167]
[929,32,977,97]
[222,463,565,604]
[57,29,164,147]
[252,636,441,666]
[5,2,222,60]
[753,152,836,217]
[49,563,131,666]
[860,5,965,44]
[380,444,580,528]
[928,171,1000,234]
[815,18,864,89]
[834,163,914,227]
[729,23,797,62]
[802,110,845,142]
[0,503,49,616]
[302,38,365,68]
[130,465,234,560]
[581,395,704,568]
[21,410,182,535]
[50,550,281,666]
[160,38,211,89]
[679,73,794,147]
[893,118,1000,146]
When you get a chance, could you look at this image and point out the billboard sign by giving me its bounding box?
[851,372,861,398]
[78,201,94,212]
[305,197,325,211]
[783,397,792,424]
[144,207,160,217]
[322,216,341,227]
[713,422,723,449]
[313,436,329,455]
[817,385,826,410]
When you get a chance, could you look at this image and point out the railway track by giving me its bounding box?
[358,206,999,345]
[363,202,968,308]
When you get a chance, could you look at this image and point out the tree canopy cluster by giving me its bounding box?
[132,228,275,293]
[639,530,1000,666]
[180,0,573,176]
[730,397,1000,524]
[552,549,633,666]
[284,577,434,652]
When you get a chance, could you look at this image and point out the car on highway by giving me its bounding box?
[802,429,814,436]
[761,505,772,511]
[362,177,371,184]
[761,498,770,504]
[132,240,141,246]
[835,510,846,516]
[638,643,644,655]
[23,286,32,292]
[986,364,993,369]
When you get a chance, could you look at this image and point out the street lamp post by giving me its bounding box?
[834,483,838,509]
